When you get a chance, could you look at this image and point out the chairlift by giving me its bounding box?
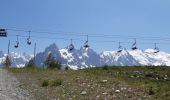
[0,28,7,37]
[14,35,19,48]
[154,43,159,53]
[117,42,123,53]
[83,35,89,48]
[0,29,6,31]
[27,31,31,45]
[68,39,74,51]
[132,38,138,50]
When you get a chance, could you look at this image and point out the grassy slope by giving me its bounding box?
[7,66,170,100]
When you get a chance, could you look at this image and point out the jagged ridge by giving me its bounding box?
[0,51,33,67]
[34,43,170,69]
[1,43,170,69]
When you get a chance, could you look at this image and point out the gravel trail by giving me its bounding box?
[0,69,32,100]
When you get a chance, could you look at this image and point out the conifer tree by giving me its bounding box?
[3,55,12,68]
[44,53,61,69]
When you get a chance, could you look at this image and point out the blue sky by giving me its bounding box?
[1,0,170,54]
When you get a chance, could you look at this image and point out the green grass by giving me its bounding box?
[7,66,170,100]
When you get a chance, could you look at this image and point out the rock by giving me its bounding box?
[80,91,87,95]
[102,92,108,95]
[115,90,120,93]
[96,95,100,98]
[101,80,108,83]
[12,93,17,96]
[121,87,127,91]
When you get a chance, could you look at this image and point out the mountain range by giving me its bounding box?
[1,43,170,69]
[0,51,33,68]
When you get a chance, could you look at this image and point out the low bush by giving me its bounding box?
[42,79,49,87]
[50,79,63,87]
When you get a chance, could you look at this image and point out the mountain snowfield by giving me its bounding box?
[1,43,170,69]
[35,43,170,69]
[0,51,33,67]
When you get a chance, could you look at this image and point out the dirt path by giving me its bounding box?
[0,69,32,100]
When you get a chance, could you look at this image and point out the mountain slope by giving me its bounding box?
[0,52,33,67]
[34,43,170,69]
[35,43,62,67]
[59,47,100,69]
[1,43,170,69]
[100,49,141,66]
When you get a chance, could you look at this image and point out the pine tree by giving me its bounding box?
[44,53,61,69]
[25,58,36,68]
[3,55,12,68]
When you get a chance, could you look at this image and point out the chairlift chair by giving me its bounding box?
[14,41,19,48]
[83,35,89,48]
[131,39,138,50]
[68,39,74,51]
[0,29,7,37]
[27,38,31,45]
[0,29,6,31]
[68,44,74,51]
[154,43,159,53]
[117,42,123,53]
[84,41,89,48]
[27,31,31,45]
[14,35,19,48]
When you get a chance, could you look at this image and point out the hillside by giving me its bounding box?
[8,66,170,100]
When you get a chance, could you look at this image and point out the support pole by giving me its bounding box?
[8,40,10,55]
[34,43,36,64]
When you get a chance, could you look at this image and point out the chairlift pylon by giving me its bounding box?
[27,31,31,45]
[117,42,123,53]
[14,35,19,48]
[154,43,159,53]
[132,38,138,50]
[68,39,74,51]
[83,35,89,48]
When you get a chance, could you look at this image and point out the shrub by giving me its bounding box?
[65,66,69,70]
[148,87,155,95]
[102,65,109,70]
[42,79,49,87]
[50,79,63,87]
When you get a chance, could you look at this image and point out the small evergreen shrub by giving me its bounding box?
[102,65,109,70]
[50,79,63,87]
[148,87,155,95]
[42,79,49,87]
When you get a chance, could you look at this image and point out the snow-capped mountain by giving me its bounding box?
[35,43,62,67]
[34,43,170,69]
[1,43,170,69]
[0,51,33,68]
[100,49,141,66]
[59,46,100,69]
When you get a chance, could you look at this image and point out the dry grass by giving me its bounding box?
[7,66,170,100]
